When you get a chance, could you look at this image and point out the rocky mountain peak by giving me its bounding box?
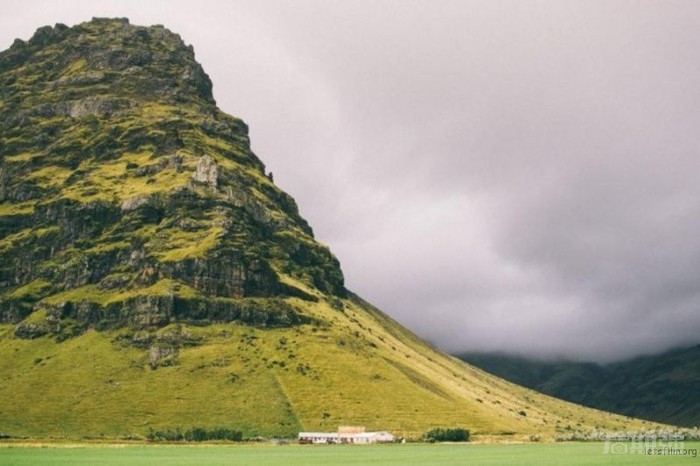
[1,17,215,109]
[0,18,345,340]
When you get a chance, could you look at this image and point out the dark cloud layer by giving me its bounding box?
[3,1,700,362]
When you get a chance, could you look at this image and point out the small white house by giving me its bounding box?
[298,426,394,444]
[347,431,395,444]
[297,432,340,444]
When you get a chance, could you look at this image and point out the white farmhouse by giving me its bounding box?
[298,426,395,444]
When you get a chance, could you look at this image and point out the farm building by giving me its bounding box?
[298,426,395,444]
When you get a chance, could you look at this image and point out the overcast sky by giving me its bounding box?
[3,0,700,363]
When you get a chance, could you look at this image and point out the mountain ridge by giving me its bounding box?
[458,345,700,428]
[0,18,666,439]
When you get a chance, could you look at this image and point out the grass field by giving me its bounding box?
[0,442,698,465]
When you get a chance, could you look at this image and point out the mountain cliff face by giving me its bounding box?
[0,18,662,439]
[0,18,344,339]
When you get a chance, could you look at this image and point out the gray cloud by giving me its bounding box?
[3,0,700,362]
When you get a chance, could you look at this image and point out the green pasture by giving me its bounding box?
[1,442,698,466]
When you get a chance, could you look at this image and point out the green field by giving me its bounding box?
[1,442,698,465]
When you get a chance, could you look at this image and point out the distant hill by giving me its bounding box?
[458,345,700,427]
[0,18,662,440]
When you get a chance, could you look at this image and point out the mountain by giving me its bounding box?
[0,18,660,440]
[459,345,700,428]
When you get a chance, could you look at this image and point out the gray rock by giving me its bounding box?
[192,155,218,188]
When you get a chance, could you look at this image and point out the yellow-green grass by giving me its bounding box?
[3,152,39,163]
[0,295,661,440]
[5,280,52,300]
[152,226,224,263]
[39,279,200,307]
[0,201,34,216]
[26,166,73,188]
[58,155,194,203]
[0,325,299,438]
[0,228,36,252]
[59,58,88,77]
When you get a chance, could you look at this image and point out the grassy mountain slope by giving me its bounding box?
[0,18,666,440]
[459,347,700,428]
[0,293,659,439]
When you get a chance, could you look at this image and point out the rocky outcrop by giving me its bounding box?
[192,155,218,188]
[12,295,308,340]
[161,255,274,298]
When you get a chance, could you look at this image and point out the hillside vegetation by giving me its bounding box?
[0,293,659,439]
